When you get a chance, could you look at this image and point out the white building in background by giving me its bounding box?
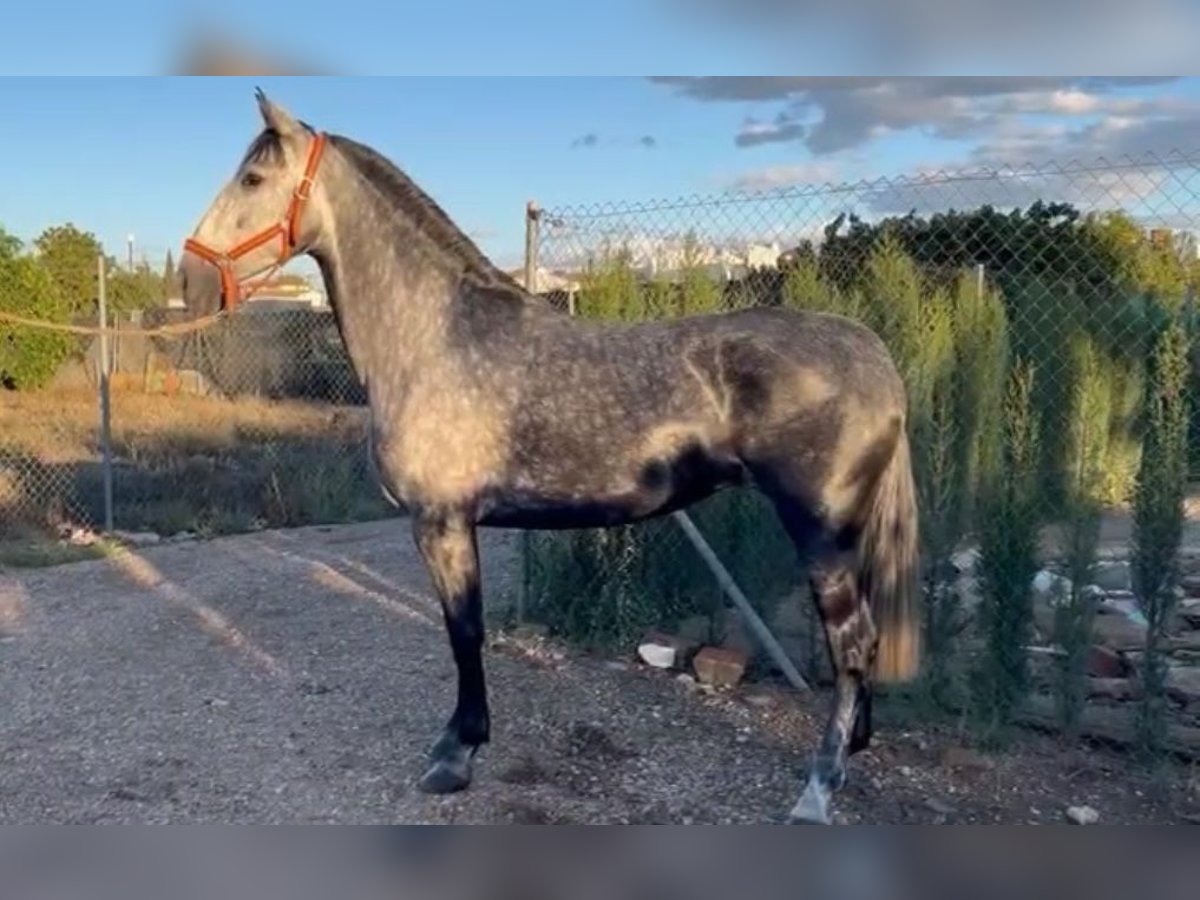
[624,237,784,281]
[504,266,582,294]
[744,241,784,268]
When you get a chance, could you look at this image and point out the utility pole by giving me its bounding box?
[127,234,135,271]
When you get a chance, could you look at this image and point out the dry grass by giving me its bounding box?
[1,388,395,564]
[2,388,364,462]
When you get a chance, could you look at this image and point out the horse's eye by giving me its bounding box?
[241,172,264,189]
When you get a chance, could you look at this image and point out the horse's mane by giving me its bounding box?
[328,133,524,292]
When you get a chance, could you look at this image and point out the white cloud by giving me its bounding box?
[661,2,1200,72]
[727,161,841,192]
[652,77,1189,158]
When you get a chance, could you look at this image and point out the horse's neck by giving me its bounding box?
[314,174,462,409]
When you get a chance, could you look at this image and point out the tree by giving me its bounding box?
[678,232,721,315]
[0,252,73,390]
[0,226,21,261]
[162,249,182,301]
[1083,211,1189,304]
[107,260,163,313]
[34,223,103,313]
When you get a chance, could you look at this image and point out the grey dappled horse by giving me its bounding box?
[179,91,921,824]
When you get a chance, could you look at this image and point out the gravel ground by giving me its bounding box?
[1,518,1196,824]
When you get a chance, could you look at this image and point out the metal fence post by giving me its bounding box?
[517,201,542,624]
[97,253,114,534]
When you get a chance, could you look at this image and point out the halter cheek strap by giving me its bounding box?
[183,131,327,311]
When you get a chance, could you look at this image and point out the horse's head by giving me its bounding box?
[180,89,328,316]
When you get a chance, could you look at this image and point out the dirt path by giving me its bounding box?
[0,519,1195,824]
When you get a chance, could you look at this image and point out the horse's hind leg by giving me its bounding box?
[789,542,876,825]
[411,513,490,794]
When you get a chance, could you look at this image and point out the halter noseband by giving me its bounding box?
[183,131,328,311]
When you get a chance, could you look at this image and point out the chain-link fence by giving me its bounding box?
[4,150,1200,751]
[1,257,391,559]
[522,150,1200,752]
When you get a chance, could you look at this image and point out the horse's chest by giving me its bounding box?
[372,394,511,506]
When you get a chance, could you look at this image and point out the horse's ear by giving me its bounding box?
[255,88,301,137]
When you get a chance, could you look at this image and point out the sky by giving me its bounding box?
[5,1,1200,75]
[2,77,1199,274]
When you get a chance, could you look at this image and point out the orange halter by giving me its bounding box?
[183,131,328,311]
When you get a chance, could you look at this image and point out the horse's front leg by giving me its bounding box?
[412,512,489,794]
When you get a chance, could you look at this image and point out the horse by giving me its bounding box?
[178,90,921,824]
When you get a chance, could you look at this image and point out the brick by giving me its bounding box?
[1091,614,1147,651]
[693,646,748,688]
[1087,677,1138,702]
[1166,666,1200,704]
[1086,645,1128,679]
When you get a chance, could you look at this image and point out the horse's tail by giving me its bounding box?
[857,420,921,683]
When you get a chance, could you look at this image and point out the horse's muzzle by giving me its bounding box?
[179,249,224,317]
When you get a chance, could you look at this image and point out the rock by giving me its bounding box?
[58,525,99,547]
[939,745,994,772]
[1168,632,1200,654]
[1171,652,1200,670]
[1165,667,1200,704]
[1182,574,1200,598]
[1092,614,1148,651]
[1179,599,1200,629]
[952,547,980,575]
[952,571,984,613]
[1026,645,1063,686]
[1087,645,1129,679]
[1033,570,1071,601]
[744,691,775,709]
[1087,677,1138,701]
[768,593,811,638]
[112,530,161,548]
[1033,597,1058,641]
[638,631,698,670]
[1065,805,1100,825]
[1098,595,1148,629]
[715,611,757,658]
[637,642,678,670]
[675,615,713,645]
[693,646,748,688]
[925,797,955,817]
[1093,561,1131,593]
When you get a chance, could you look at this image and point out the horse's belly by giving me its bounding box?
[477,443,746,529]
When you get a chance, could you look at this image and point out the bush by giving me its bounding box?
[525,489,796,651]
[1132,314,1190,759]
[974,361,1041,737]
[1055,333,1110,736]
[0,254,74,390]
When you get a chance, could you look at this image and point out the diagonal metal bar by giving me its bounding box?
[671,509,811,693]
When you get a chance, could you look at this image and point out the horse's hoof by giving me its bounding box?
[418,759,472,795]
[788,783,832,825]
[788,811,833,825]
